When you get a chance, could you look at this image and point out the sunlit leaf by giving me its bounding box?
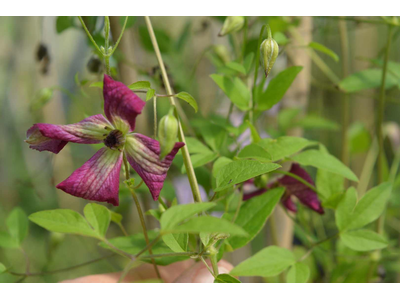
[175,92,198,113]
[340,229,388,251]
[308,42,339,62]
[83,203,111,237]
[286,262,310,283]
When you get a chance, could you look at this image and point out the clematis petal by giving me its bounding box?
[56,148,123,206]
[125,133,184,201]
[282,196,297,213]
[243,188,267,201]
[278,163,324,214]
[26,114,112,154]
[103,75,146,132]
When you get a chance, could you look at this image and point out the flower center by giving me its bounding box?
[104,129,125,150]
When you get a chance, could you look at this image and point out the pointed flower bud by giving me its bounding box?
[158,110,179,160]
[219,16,245,37]
[260,26,279,77]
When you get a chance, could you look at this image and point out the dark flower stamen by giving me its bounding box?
[104,129,125,150]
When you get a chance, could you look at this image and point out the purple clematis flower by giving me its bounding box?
[243,163,324,214]
[25,75,184,206]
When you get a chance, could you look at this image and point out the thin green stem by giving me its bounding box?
[144,16,202,203]
[153,96,157,139]
[339,18,350,174]
[109,16,128,56]
[122,153,161,280]
[77,16,102,54]
[209,253,219,277]
[200,256,215,277]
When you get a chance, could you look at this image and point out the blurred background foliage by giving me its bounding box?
[0,16,400,283]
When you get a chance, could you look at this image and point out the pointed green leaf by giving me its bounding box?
[257,136,317,162]
[167,216,248,236]
[230,246,296,277]
[0,232,19,249]
[237,143,272,161]
[339,69,397,93]
[308,42,339,62]
[176,92,198,113]
[257,66,303,110]
[89,81,103,89]
[229,188,285,249]
[162,233,188,253]
[83,203,111,237]
[110,211,123,224]
[340,229,388,251]
[212,157,233,178]
[160,203,216,230]
[210,74,250,111]
[292,149,358,181]
[146,88,156,101]
[336,183,392,231]
[215,160,281,192]
[286,262,310,283]
[225,61,246,74]
[29,210,98,238]
[128,81,151,90]
[214,274,241,283]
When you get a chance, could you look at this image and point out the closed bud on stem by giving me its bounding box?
[213,45,231,64]
[158,110,179,160]
[218,16,245,37]
[260,25,279,77]
[254,174,269,188]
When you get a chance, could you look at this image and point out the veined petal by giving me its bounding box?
[26,114,112,154]
[125,133,184,201]
[103,75,146,132]
[282,196,297,213]
[56,148,123,206]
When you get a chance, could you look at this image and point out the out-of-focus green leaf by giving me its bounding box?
[185,137,213,154]
[182,152,218,173]
[138,26,171,53]
[340,229,388,251]
[6,208,29,247]
[29,210,98,238]
[90,81,103,89]
[296,115,340,131]
[257,66,303,110]
[160,203,216,230]
[257,136,317,162]
[167,216,248,236]
[210,74,251,111]
[243,52,254,74]
[278,108,301,132]
[308,42,339,62]
[0,232,19,248]
[120,16,136,29]
[229,188,284,249]
[215,160,281,192]
[230,246,295,277]
[56,16,74,33]
[286,262,310,283]
[237,144,272,161]
[110,211,123,224]
[339,69,397,93]
[214,274,241,283]
[225,61,246,74]
[31,88,53,111]
[273,32,289,45]
[292,149,358,181]
[336,183,392,231]
[83,203,111,237]
[146,88,156,101]
[348,122,371,154]
[0,263,6,274]
[176,92,198,113]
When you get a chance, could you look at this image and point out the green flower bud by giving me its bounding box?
[213,45,231,64]
[254,174,269,189]
[260,26,279,77]
[158,111,179,160]
[219,16,245,37]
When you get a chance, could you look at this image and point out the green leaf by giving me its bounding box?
[348,122,371,154]
[243,52,254,74]
[292,149,358,182]
[257,136,317,162]
[286,262,310,283]
[214,274,241,283]
[128,81,151,90]
[89,81,103,89]
[167,216,248,236]
[215,160,281,192]
[229,188,285,249]
[0,232,19,248]
[340,229,388,252]
[0,262,6,273]
[146,88,156,101]
[160,203,216,230]
[246,121,261,143]
[110,211,123,224]
[101,231,188,266]
[257,66,303,110]
[225,61,246,74]
[162,233,188,253]
[336,183,392,231]
[83,203,111,237]
[296,115,340,131]
[29,210,98,238]
[317,168,344,209]
[182,152,219,173]
[175,92,198,113]
[212,156,233,178]
[273,32,289,45]
[56,16,74,33]
[339,69,397,93]
[185,137,213,154]
[308,42,339,62]
[210,74,250,111]
[278,108,301,131]
[230,246,296,277]
[6,208,28,246]
[237,144,272,161]
[146,209,162,221]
